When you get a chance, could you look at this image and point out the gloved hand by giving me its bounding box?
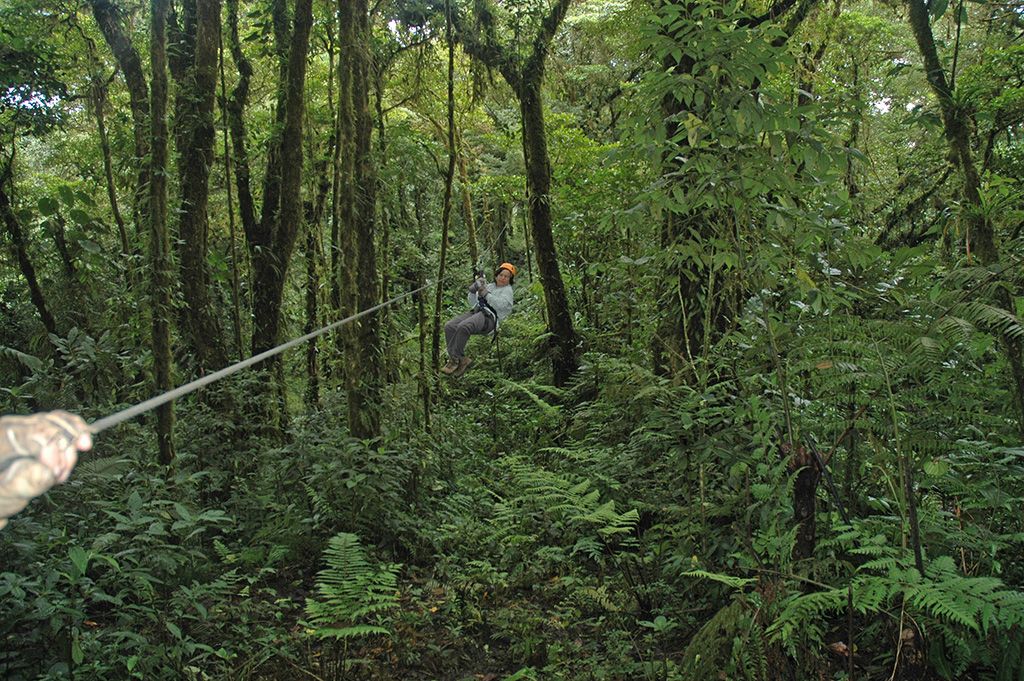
[0,411,91,528]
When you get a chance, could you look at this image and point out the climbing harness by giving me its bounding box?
[464,261,516,374]
[89,282,434,434]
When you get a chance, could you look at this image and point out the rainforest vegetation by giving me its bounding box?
[2,0,1024,677]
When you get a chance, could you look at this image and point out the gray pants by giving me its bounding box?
[444,310,495,361]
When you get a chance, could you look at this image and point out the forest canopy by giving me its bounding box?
[2,0,1024,678]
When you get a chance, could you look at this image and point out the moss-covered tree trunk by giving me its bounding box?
[431,0,457,375]
[236,0,314,431]
[518,76,578,386]
[906,0,1024,435]
[353,0,382,437]
[336,0,361,430]
[170,0,228,371]
[149,0,174,464]
[224,0,256,244]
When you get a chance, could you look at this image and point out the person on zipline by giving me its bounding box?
[0,411,91,528]
[443,262,516,377]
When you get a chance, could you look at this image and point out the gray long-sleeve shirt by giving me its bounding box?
[468,281,514,324]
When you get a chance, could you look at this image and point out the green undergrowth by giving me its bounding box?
[6,258,1024,680]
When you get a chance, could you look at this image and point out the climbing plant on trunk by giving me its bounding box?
[648,0,819,381]
[334,0,383,439]
[149,0,174,464]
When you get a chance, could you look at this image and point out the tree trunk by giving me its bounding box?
[303,132,334,410]
[336,0,360,424]
[335,0,382,438]
[413,185,432,429]
[519,78,578,386]
[457,132,479,267]
[171,0,228,372]
[50,214,76,282]
[88,0,150,233]
[376,80,391,317]
[88,71,130,259]
[652,22,704,379]
[224,0,257,244]
[150,0,175,464]
[304,220,320,409]
[651,0,816,381]
[844,63,863,201]
[790,444,818,565]
[0,167,58,338]
[906,0,994,263]
[351,0,382,438]
[247,0,313,429]
[218,31,244,361]
[432,0,457,375]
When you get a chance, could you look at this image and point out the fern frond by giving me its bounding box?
[75,456,134,477]
[683,569,756,590]
[304,533,400,642]
[308,624,391,640]
[302,481,334,520]
[950,301,1024,341]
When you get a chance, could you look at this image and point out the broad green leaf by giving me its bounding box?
[68,546,89,579]
[69,208,91,226]
[58,185,76,206]
[37,196,58,216]
[929,0,949,20]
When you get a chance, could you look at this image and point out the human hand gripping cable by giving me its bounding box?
[0,411,92,529]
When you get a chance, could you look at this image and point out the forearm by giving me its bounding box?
[0,411,90,527]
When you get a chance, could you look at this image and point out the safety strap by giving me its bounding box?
[89,282,434,435]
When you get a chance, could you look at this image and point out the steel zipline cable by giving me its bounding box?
[88,281,435,435]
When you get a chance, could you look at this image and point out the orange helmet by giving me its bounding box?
[497,262,517,277]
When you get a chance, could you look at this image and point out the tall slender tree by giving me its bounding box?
[149,0,175,464]
[431,0,457,376]
[169,0,228,371]
[88,0,150,233]
[336,0,383,438]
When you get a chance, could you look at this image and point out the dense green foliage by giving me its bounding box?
[2,0,1024,678]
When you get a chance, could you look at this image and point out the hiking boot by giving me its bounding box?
[441,360,458,375]
[452,357,472,377]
